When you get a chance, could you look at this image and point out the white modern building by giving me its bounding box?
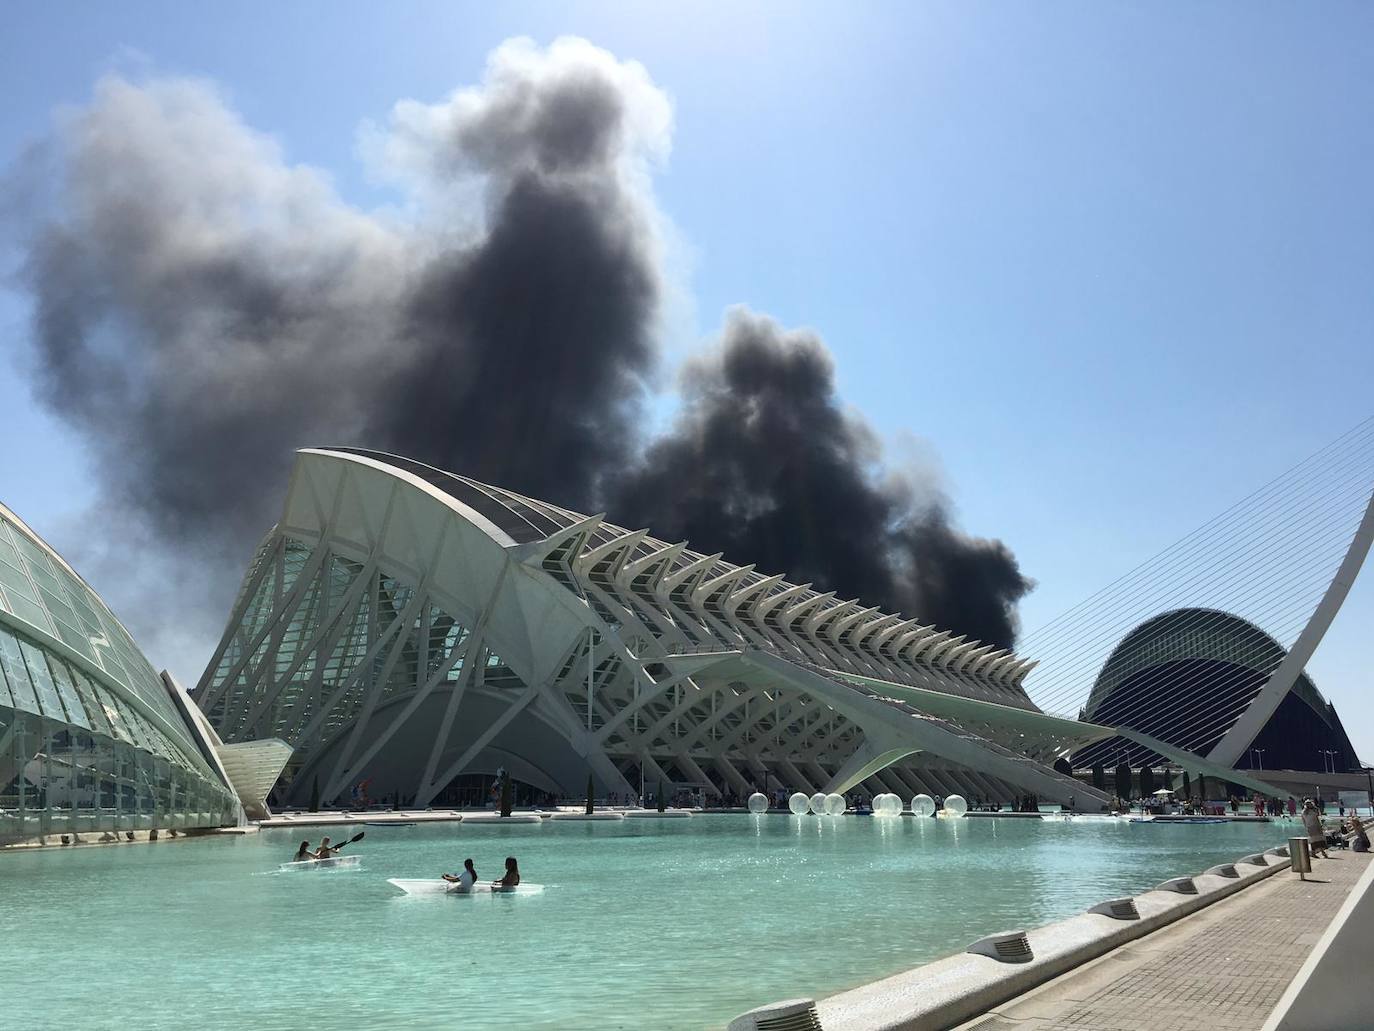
[198,448,1283,812]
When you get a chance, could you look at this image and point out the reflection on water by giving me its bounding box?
[0,814,1291,1030]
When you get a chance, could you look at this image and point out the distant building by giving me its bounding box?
[1073,607,1361,787]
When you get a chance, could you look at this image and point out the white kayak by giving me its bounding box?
[387,878,545,896]
[279,854,363,872]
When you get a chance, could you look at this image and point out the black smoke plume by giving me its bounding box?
[6,37,1030,669]
[611,310,1031,648]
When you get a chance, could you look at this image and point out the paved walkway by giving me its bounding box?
[961,850,1371,1031]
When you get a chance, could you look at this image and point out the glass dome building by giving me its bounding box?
[0,503,238,844]
[1073,607,1360,775]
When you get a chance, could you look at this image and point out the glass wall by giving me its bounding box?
[0,507,237,843]
[0,623,235,841]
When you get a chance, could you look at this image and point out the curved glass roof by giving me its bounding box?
[324,447,581,545]
[0,503,205,761]
[1086,606,1325,718]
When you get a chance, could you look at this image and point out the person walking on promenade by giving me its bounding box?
[1302,799,1330,859]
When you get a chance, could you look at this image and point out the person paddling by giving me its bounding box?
[292,840,313,862]
[314,835,339,860]
[443,858,478,892]
[492,856,520,891]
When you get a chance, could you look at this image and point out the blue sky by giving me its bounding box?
[2,4,1371,757]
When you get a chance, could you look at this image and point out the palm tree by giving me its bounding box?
[657,780,666,813]
[499,773,513,818]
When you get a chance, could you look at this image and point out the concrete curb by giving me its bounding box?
[799,847,1290,1031]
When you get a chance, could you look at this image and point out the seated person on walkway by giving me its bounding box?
[442,858,478,892]
[292,840,313,862]
[1349,816,1370,853]
[1301,800,1329,859]
[492,856,520,891]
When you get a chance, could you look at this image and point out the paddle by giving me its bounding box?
[332,831,365,852]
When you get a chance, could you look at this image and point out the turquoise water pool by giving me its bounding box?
[1,815,1293,1030]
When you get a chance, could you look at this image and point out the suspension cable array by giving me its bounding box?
[1018,416,1374,769]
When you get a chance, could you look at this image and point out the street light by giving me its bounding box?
[1250,748,1265,771]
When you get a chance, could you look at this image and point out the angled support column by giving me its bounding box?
[1208,488,1374,768]
[712,755,753,796]
[414,683,541,807]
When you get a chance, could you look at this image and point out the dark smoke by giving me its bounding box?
[611,310,1031,648]
[6,37,1031,668]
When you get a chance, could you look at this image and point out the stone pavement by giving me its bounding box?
[959,850,1372,1031]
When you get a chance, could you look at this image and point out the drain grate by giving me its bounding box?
[1155,877,1198,894]
[1205,863,1240,878]
[968,931,1034,964]
[728,999,823,1031]
[1239,853,1269,867]
[1089,897,1141,920]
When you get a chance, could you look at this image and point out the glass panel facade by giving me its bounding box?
[204,534,476,802]
[0,515,208,760]
[0,510,238,844]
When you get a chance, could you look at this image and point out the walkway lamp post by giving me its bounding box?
[1250,748,1265,771]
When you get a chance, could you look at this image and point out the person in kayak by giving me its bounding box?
[292,840,313,862]
[314,836,340,860]
[442,858,478,892]
[492,856,520,891]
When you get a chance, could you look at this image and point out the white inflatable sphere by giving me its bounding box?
[886,794,904,816]
[911,793,936,817]
[870,792,887,814]
[788,792,810,815]
[809,792,828,815]
[943,794,968,818]
[825,793,846,816]
[871,792,893,816]
[747,792,768,814]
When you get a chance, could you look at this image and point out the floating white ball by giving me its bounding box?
[943,794,968,818]
[747,792,768,814]
[809,792,828,815]
[788,792,810,815]
[871,792,895,816]
[825,793,846,816]
[911,793,935,817]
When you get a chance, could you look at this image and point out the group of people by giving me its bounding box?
[441,856,521,892]
[291,836,346,862]
[1301,799,1370,858]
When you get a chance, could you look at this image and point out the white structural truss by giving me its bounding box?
[196,438,1348,809]
[197,448,1132,809]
